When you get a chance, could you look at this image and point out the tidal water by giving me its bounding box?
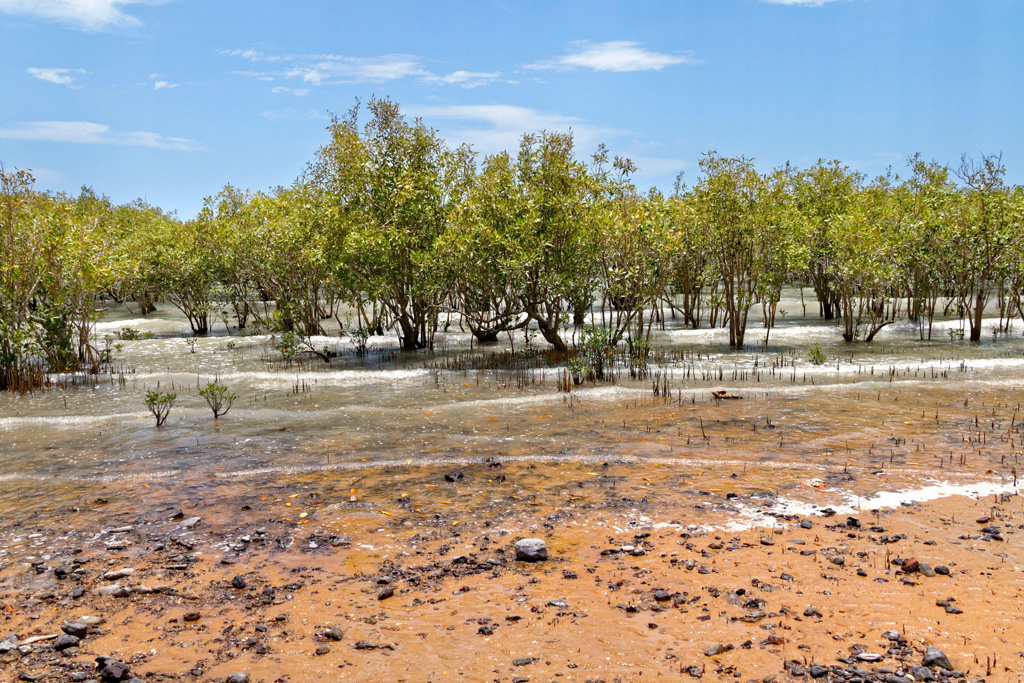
[1,290,1022,539]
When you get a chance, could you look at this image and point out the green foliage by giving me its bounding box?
[199,380,236,419]
[145,390,176,427]
[808,345,827,365]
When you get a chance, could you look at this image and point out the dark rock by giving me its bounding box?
[315,645,330,655]
[923,646,953,671]
[444,471,464,482]
[62,622,89,638]
[515,538,548,562]
[934,565,950,576]
[183,611,201,622]
[226,674,250,683]
[804,607,823,618]
[799,519,814,529]
[901,558,920,574]
[378,587,395,600]
[911,667,935,681]
[323,626,343,641]
[55,634,81,650]
[809,664,829,678]
[231,575,247,589]
[96,657,131,683]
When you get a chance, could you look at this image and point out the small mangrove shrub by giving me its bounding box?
[808,345,827,365]
[199,380,236,419]
[145,390,176,427]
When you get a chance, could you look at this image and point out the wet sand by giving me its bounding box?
[1,459,1022,683]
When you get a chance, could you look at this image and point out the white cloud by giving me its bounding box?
[0,120,203,151]
[0,0,167,32]
[760,0,844,5]
[272,86,310,96]
[223,49,500,89]
[529,41,701,72]
[153,80,179,90]
[27,67,83,85]
[285,54,428,85]
[423,70,501,89]
[413,104,625,155]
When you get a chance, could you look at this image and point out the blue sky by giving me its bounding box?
[1,0,1022,218]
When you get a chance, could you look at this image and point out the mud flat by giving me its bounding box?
[1,458,1023,683]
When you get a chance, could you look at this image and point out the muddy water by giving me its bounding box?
[1,291,1022,542]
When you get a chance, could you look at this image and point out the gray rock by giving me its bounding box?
[919,562,936,577]
[911,666,935,681]
[323,626,344,641]
[515,538,548,562]
[0,634,18,653]
[62,622,89,638]
[225,675,250,683]
[923,646,953,671]
[55,633,80,650]
[103,568,135,581]
[804,607,823,618]
[179,516,202,529]
[704,643,731,656]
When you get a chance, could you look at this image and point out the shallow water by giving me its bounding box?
[1,290,1022,537]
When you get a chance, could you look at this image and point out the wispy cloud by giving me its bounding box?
[422,70,501,89]
[760,0,844,5]
[413,104,625,154]
[27,67,83,86]
[285,54,428,85]
[272,86,310,96]
[222,49,502,89]
[150,73,180,90]
[0,0,168,32]
[528,41,701,72]
[0,120,203,151]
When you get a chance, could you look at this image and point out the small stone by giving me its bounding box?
[231,575,247,589]
[444,471,464,482]
[183,611,201,622]
[799,519,813,529]
[179,516,201,529]
[103,568,135,581]
[923,646,953,671]
[515,538,548,562]
[323,626,343,641]
[62,622,88,638]
[829,556,845,567]
[378,587,395,600]
[901,558,920,574]
[225,674,250,683]
[315,645,330,655]
[919,562,936,577]
[513,657,535,666]
[705,643,731,657]
[934,565,950,576]
[803,607,823,618]
[55,633,80,650]
[809,664,829,678]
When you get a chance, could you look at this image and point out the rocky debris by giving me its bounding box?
[922,646,953,671]
[0,634,19,654]
[225,674,250,683]
[515,538,548,562]
[354,640,393,651]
